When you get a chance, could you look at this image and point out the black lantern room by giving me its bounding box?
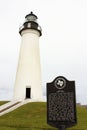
[19,12,42,36]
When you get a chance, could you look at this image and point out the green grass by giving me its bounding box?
[0,101,8,106]
[0,102,87,130]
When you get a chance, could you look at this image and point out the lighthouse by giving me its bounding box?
[14,12,43,101]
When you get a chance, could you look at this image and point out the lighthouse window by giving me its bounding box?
[28,23,31,28]
[27,16,36,21]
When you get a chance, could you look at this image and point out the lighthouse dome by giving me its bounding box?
[19,12,42,36]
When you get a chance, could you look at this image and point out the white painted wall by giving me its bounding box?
[13,29,43,101]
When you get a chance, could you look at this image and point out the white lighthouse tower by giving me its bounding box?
[14,12,43,101]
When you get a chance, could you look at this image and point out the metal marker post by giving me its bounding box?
[58,125,66,130]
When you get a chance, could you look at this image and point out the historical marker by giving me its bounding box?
[47,76,77,130]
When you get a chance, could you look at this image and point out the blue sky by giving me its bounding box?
[0,0,87,104]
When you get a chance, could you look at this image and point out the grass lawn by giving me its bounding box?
[0,102,87,130]
[0,101,8,106]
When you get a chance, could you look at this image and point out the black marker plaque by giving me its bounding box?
[47,76,77,130]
